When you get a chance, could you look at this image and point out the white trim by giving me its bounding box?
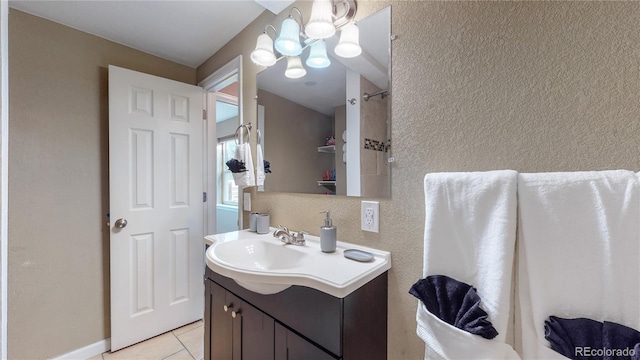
[346,69,361,197]
[198,56,241,91]
[49,338,110,360]
[215,92,238,105]
[199,56,244,233]
[204,92,217,236]
[0,1,9,358]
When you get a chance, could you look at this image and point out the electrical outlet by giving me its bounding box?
[361,201,379,233]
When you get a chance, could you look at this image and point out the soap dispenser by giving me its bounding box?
[320,210,337,253]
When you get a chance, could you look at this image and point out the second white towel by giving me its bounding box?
[517,170,640,359]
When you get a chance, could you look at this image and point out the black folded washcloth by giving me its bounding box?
[225,159,246,173]
[545,316,640,360]
[263,160,271,173]
[604,321,640,360]
[409,275,499,339]
[545,316,602,359]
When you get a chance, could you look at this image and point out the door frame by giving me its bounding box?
[199,55,244,234]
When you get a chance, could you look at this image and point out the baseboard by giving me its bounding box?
[50,338,110,360]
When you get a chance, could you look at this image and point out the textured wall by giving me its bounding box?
[8,10,195,359]
[198,1,640,359]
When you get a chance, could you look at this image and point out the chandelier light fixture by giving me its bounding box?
[250,0,361,79]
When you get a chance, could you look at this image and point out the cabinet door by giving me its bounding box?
[275,324,337,360]
[239,299,275,360]
[206,279,275,360]
[209,281,234,360]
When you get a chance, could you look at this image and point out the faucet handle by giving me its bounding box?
[295,231,308,244]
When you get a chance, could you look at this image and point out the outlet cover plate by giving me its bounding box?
[361,201,379,233]
[243,192,251,211]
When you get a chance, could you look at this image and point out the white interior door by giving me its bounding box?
[108,65,204,351]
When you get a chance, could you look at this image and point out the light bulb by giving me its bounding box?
[274,17,302,56]
[306,40,331,69]
[250,33,276,67]
[305,0,336,39]
[285,56,307,79]
[335,23,362,58]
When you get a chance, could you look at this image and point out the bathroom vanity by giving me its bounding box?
[203,230,391,360]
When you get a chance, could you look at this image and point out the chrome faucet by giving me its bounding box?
[273,225,307,246]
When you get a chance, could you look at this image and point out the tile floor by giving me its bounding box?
[89,320,204,360]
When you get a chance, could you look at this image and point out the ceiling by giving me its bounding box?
[9,0,294,68]
[9,0,390,117]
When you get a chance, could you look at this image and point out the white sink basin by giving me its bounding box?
[205,229,391,298]
[213,238,310,271]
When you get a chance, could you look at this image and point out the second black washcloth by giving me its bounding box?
[545,316,640,360]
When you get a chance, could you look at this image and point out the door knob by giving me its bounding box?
[114,218,128,228]
[223,304,232,312]
[231,309,241,318]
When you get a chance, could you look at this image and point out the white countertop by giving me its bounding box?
[204,229,391,298]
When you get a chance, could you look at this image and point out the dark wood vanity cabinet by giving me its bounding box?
[204,267,388,360]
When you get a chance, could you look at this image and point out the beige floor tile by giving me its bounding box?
[103,332,185,360]
[87,355,103,360]
[172,319,203,336]
[176,325,204,360]
[163,349,194,360]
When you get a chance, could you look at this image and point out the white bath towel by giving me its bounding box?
[418,171,520,359]
[232,142,255,188]
[256,143,265,190]
[517,171,640,359]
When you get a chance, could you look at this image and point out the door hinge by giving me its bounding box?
[203,192,207,202]
[202,109,207,119]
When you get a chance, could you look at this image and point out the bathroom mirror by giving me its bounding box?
[257,6,391,198]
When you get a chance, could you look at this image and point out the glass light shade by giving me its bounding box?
[285,56,307,79]
[250,33,277,67]
[334,23,361,58]
[305,0,336,39]
[305,40,331,69]
[274,17,302,56]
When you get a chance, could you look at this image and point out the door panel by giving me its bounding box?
[109,65,204,350]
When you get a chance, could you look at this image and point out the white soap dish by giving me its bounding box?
[344,249,374,262]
